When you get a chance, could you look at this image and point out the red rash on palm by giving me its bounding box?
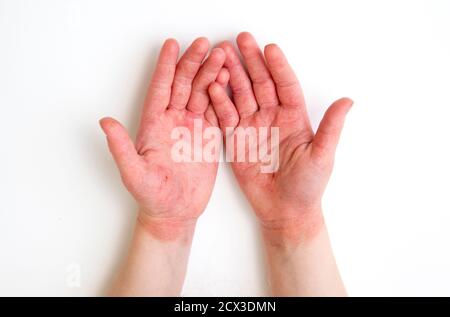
[209,32,353,243]
[100,38,228,240]
[100,32,352,243]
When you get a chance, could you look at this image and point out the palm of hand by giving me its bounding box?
[231,107,328,223]
[209,33,352,226]
[100,37,227,223]
[132,110,218,219]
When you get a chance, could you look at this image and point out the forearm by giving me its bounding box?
[108,213,196,296]
[261,209,346,297]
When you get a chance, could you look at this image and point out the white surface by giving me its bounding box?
[0,0,450,296]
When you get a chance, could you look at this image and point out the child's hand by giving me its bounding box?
[100,38,228,239]
[209,32,353,242]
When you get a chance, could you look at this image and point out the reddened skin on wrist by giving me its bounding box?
[259,207,325,247]
[137,211,197,242]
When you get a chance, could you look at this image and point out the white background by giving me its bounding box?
[1,0,449,296]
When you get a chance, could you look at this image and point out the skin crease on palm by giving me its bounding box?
[100,32,352,243]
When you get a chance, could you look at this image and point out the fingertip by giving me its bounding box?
[160,39,180,63]
[216,68,230,85]
[334,97,354,113]
[99,117,108,128]
[208,81,222,95]
[237,31,257,49]
[99,117,116,134]
[264,44,282,66]
[99,117,128,140]
[264,43,277,49]
[237,31,253,38]
[342,97,354,106]
[218,41,235,54]
[210,47,226,61]
[237,31,252,42]
[163,38,180,52]
[192,36,210,52]
[218,41,240,68]
[264,43,282,58]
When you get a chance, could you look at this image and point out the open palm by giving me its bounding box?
[209,33,353,229]
[100,38,228,228]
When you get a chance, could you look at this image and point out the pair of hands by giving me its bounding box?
[100,32,352,243]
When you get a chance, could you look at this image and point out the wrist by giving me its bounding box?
[259,206,325,247]
[137,211,197,242]
[110,211,196,296]
[262,224,346,296]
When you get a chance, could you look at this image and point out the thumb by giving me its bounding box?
[312,97,353,159]
[99,117,141,178]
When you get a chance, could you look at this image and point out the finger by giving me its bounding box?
[264,44,305,109]
[218,41,258,117]
[187,48,226,114]
[237,32,279,108]
[202,68,229,126]
[216,68,230,88]
[208,82,239,130]
[312,98,353,159]
[99,117,143,183]
[204,105,218,126]
[205,68,229,126]
[169,37,210,110]
[196,67,229,127]
[143,39,179,117]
